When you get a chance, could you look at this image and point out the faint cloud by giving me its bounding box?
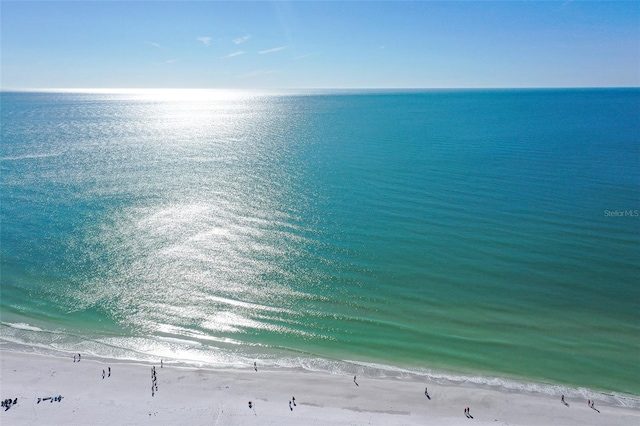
[223,51,245,59]
[166,59,178,63]
[293,52,319,60]
[259,46,287,55]
[237,70,275,79]
[145,41,162,48]
[197,37,212,46]
[233,35,251,44]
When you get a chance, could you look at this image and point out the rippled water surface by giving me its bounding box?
[1,89,639,396]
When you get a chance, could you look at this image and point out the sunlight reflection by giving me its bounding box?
[53,88,266,102]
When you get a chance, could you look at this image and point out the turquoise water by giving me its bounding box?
[1,89,639,397]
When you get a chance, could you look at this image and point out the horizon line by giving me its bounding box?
[2,86,639,93]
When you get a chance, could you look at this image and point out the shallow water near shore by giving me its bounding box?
[1,89,639,397]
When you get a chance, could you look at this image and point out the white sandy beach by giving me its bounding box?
[1,350,638,425]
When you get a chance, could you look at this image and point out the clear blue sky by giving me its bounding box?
[2,1,639,89]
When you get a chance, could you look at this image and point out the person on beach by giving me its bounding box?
[161,359,163,368]
[254,362,257,372]
[289,400,293,411]
[102,369,105,379]
[248,401,253,409]
[354,376,358,386]
[78,353,81,362]
[73,354,76,362]
[425,387,430,399]
[108,367,111,377]
[561,395,565,404]
[292,396,296,406]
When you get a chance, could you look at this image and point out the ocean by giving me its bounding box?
[1,89,638,401]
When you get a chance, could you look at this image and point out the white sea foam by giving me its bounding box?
[2,322,44,332]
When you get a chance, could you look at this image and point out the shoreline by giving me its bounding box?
[1,330,639,407]
[1,329,638,407]
[1,348,638,425]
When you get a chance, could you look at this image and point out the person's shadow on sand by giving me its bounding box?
[464,407,473,419]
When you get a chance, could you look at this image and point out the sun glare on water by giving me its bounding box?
[47,88,273,102]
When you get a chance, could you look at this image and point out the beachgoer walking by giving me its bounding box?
[102,369,105,379]
[254,361,257,372]
[73,354,76,363]
[161,359,163,368]
[292,396,296,406]
[108,367,111,377]
[78,353,81,362]
[289,400,293,411]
